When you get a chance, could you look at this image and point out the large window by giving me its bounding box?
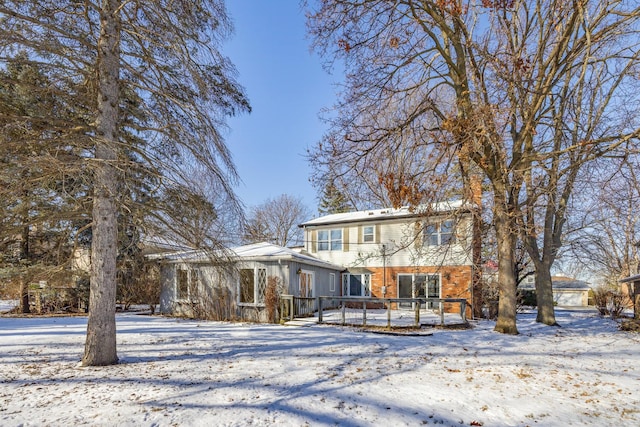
[424,220,455,246]
[342,273,371,297]
[239,267,267,305]
[176,268,199,300]
[318,229,342,251]
[398,274,440,309]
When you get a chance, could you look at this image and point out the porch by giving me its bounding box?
[280,295,468,328]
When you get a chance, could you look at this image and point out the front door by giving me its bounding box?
[299,270,314,298]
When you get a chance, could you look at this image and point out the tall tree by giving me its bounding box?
[307,0,640,333]
[0,53,89,313]
[0,1,249,365]
[318,181,354,215]
[243,194,310,247]
[505,1,640,325]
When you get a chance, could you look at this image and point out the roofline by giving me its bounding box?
[620,274,640,283]
[148,248,344,271]
[299,204,475,228]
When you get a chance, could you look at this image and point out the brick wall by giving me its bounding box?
[361,265,473,315]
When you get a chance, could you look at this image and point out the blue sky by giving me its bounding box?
[223,1,339,213]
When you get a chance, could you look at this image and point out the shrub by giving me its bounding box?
[593,286,628,318]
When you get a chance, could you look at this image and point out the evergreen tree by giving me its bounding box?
[318,181,353,215]
[0,1,249,365]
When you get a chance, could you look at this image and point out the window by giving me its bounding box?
[318,229,342,251]
[398,273,440,309]
[329,273,336,292]
[239,267,267,305]
[363,225,374,243]
[176,268,199,300]
[424,220,455,246]
[342,273,371,297]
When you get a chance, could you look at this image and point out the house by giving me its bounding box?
[299,200,482,316]
[619,274,640,318]
[518,275,592,307]
[154,242,343,321]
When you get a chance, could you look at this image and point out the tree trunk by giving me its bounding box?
[533,261,558,326]
[493,200,519,335]
[82,0,120,367]
[19,224,30,314]
[19,278,30,314]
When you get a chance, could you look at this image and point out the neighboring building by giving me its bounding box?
[619,274,640,318]
[299,200,481,315]
[519,275,592,307]
[154,242,343,321]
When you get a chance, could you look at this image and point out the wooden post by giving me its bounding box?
[440,300,445,325]
[341,303,346,325]
[363,301,367,326]
[414,300,420,327]
[386,299,391,329]
[318,297,323,323]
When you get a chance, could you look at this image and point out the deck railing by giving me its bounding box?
[280,295,467,327]
[318,297,467,327]
[279,295,321,320]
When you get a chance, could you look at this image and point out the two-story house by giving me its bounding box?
[299,200,481,315]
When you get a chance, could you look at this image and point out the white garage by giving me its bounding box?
[519,276,591,307]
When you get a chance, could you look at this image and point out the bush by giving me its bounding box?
[593,286,628,318]
[264,276,282,323]
[619,319,640,333]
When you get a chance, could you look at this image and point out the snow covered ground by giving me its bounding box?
[1,302,639,427]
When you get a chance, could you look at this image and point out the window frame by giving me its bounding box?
[424,220,456,246]
[176,267,199,301]
[318,228,343,251]
[362,225,375,243]
[342,273,371,297]
[329,273,336,292]
[238,267,267,306]
[397,273,440,309]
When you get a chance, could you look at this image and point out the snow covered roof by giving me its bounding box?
[550,276,591,289]
[148,242,344,271]
[620,274,640,283]
[299,200,469,227]
[519,276,591,291]
[140,235,194,255]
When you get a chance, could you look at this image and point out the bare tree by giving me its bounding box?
[571,158,640,286]
[243,194,310,247]
[307,0,640,333]
[0,1,249,365]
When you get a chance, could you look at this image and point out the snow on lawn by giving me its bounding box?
[1,308,639,427]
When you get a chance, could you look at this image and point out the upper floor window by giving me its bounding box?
[424,220,455,246]
[362,225,375,243]
[318,229,342,251]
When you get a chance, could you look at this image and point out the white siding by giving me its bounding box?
[304,215,474,269]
